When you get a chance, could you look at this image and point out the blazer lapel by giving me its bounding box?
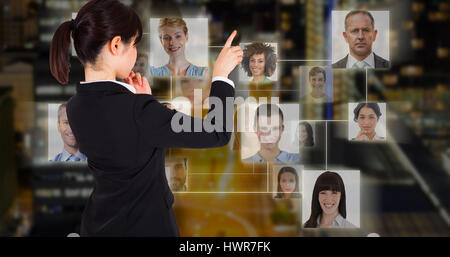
[374,53,389,68]
[333,55,348,68]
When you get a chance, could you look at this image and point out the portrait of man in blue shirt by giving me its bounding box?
[243,104,300,163]
[51,103,87,162]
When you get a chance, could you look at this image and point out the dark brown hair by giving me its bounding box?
[299,121,314,147]
[242,43,277,77]
[275,166,299,198]
[304,171,346,228]
[50,0,143,84]
[353,102,382,122]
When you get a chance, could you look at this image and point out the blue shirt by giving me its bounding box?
[150,64,207,77]
[51,148,87,162]
[243,151,300,163]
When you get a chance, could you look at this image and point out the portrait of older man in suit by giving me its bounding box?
[332,10,390,69]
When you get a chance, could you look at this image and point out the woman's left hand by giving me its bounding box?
[124,71,152,95]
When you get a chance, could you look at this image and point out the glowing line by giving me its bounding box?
[325,121,328,170]
[266,162,269,192]
[365,68,368,103]
[170,76,172,99]
[235,90,302,92]
[299,119,348,122]
[173,191,303,194]
[189,173,267,175]
[278,59,332,62]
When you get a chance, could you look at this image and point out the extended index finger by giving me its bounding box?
[224,30,237,48]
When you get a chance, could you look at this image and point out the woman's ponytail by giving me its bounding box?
[49,20,74,84]
[48,0,143,85]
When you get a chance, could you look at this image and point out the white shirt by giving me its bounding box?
[316,214,357,228]
[346,52,375,69]
[352,132,385,141]
[80,77,235,94]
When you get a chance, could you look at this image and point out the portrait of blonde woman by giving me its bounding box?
[150,17,208,77]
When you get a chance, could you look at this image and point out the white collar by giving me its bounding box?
[347,52,375,68]
[80,80,136,94]
[317,214,345,227]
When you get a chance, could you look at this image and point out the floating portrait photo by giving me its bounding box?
[48,103,87,162]
[132,50,151,81]
[302,170,360,228]
[172,76,211,115]
[291,121,328,170]
[348,102,387,141]
[240,103,300,163]
[166,77,209,119]
[165,158,189,192]
[332,10,390,69]
[272,165,303,199]
[290,121,317,150]
[149,17,209,77]
[239,42,278,83]
[299,66,333,103]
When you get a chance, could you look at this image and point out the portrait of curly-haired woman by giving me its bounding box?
[240,42,277,83]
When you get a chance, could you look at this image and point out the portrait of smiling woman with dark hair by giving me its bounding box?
[351,102,386,141]
[304,171,356,228]
[295,121,314,147]
[241,42,277,83]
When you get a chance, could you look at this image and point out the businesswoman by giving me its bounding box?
[150,17,208,77]
[274,166,299,199]
[242,42,277,83]
[304,171,356,228]
[50,0,242,236]
[352,102,385,141]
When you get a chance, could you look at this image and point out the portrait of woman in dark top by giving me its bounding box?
[49,0,243,236]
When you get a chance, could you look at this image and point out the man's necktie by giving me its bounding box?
[354,61,368,69]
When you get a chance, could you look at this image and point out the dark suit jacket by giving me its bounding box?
[332,53,390,68]
[66,80,234,236]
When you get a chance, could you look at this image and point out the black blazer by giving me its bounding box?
[332,53,390,69]
[66,80,234,236]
